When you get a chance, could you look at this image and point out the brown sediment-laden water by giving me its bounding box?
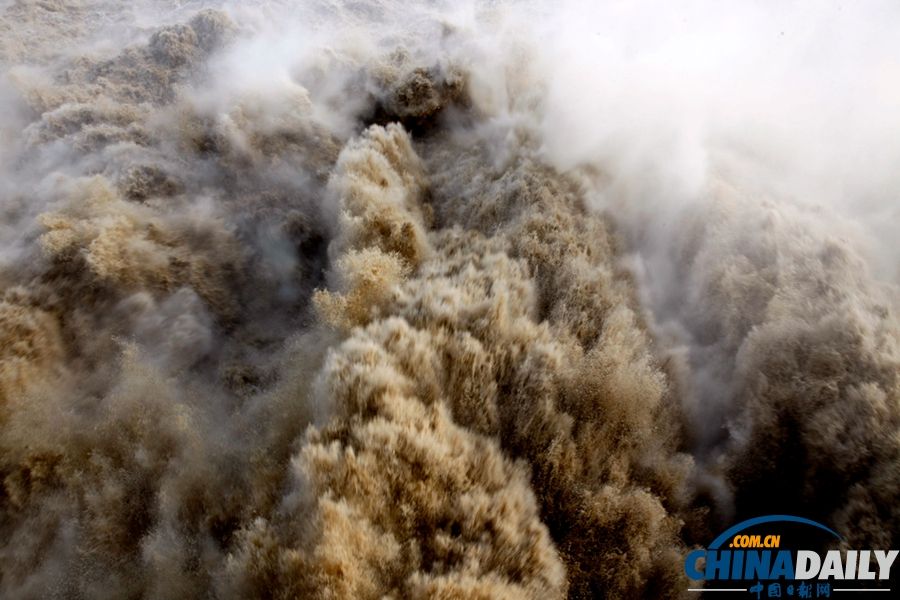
[0,1,897,598]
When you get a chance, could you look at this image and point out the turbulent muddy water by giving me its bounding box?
[0,1,897,598]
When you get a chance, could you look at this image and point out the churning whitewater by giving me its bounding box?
[0,1,898,598]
